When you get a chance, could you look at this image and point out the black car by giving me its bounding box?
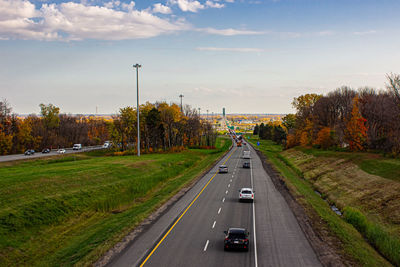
[224,228,249,251]
[243,162,250,168]
[24,149,35,155]
[42,148,51,153]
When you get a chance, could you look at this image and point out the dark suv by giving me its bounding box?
[224,228,249,251]
[243,161,250,168]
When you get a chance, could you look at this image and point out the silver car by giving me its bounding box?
[219,165,228,173]
[239,188,254,202]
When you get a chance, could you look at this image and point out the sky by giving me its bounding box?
[1,0,400,115]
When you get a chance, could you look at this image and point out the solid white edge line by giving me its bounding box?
[250,148,258,267]
[204,240,209,251]
[212,221,216,228]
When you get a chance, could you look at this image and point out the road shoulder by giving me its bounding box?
[248,142,345,267]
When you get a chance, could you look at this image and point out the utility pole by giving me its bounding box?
[133,63,141,156]
[207,109,209,121]
[179,94,184,113]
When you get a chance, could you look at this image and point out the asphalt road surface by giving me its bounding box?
[0,146,103,163]
[108,143,321,267]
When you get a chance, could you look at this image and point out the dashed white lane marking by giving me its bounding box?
[218,207,221,214]
[212,221,216,228]
[228,184,230,188]
[232,175,234,178]
[225,190,228,194]
[204,240,209,251]
[222,197,225,202]
[230,179,232,182]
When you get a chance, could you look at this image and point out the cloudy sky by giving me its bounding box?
[1,0,400,115]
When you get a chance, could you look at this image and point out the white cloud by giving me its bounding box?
[169,0,205,12]
[353,30,377,36]
[197,27,264,36]
[0,0,187,41]
[121,1,135,12]
[153,3,172,14]
[103,1,120,9]
[316,30,334,36]
[0,0,38,20]
[197,47,263,52]
[205,1,225,8]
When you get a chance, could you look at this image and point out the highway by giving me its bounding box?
[108,142,321,267]
[0,146,104,163]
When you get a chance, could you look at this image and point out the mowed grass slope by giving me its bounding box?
[0,137,231,266]
[246,136,392,266]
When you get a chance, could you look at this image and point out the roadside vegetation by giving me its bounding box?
[247,135,399,266]
[0,136,231,266]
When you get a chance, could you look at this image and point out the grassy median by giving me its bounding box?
[246,135,393,266]
[0,137,231,266]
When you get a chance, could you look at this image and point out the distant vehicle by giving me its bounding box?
[57,149,66,154]
[103,141,112,148]
[73,144,82,150]
[24,149,35,155]
[237,141,242,147]
[42,148,50,153]
[243,142,247,145]
[243,151,251,159]
[219,165,228,173]
[224,228,249,251]
[239,188,254,202]
[243,161,250,168]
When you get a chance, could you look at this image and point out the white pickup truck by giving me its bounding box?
[243,151,251,159]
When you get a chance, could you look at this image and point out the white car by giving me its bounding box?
[219,165,228,173]
[57,149,66,154]
[239,188,254,202]
[103,141,112,148]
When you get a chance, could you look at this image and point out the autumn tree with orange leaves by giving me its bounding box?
[345,96,368,151]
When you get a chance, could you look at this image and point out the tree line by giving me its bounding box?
[110,102,216,152]
[253,122,287,145]
[254,73,400,155]
[0,100,216,155]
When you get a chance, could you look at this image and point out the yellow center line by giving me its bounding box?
[139,148,236,267]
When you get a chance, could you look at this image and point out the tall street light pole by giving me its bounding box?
[133,63,141,156]
[179,94,184,113]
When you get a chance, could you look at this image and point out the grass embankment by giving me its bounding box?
[246,135,394,266]
[0,137,231,266]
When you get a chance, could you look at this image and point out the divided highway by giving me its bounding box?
[0,146,103,163]
[108,143,321,267]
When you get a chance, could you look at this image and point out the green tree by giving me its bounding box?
[272,125,287,144]
[253,124,259,135]
[282,114,296,133]
[39,103,60,129]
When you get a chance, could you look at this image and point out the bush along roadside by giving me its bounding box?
[246,136,392,267]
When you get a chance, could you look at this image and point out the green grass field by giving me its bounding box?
[246,135,392,266]
[0,137,231,266]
